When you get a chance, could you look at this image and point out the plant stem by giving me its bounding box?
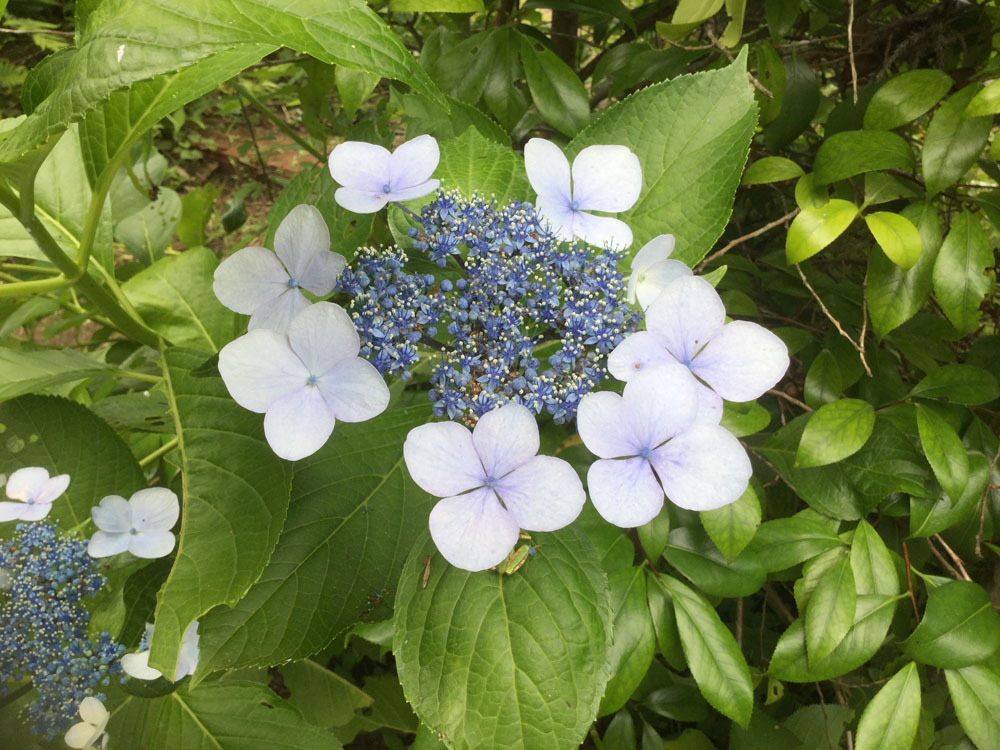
[234,82,325,162]
[139,437,179,468]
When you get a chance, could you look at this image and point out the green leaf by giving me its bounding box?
[196,405,432,674]
[123,246,240,353]
[646,572,685,670]
[910,364,999,405]
[862,69,954,130]
[600,566,656,715]
[637,505,671,562]
[519,33,589,137]
[762,53,819,151]
[803,349,841,409]
[656,0,724,39]
[664,526,765,597]
[932,210,993,335]
[863,172,920,208]
[657,575,753,727]
[719,400,770,438]
[700,484,761,562]
[864,211,922,270]
[804,553,856,666]
[115,187,182,266]
[282,660,373,728]
[945,665,1000,750]
[394,526,613,750]
[910,452,991,538]
[109,681,343,748]
[482,28,527,133]
[569,49,756,266]
[398,91,509,146]
[854,662,921,750]
[149,349,293,679]
[0,347,112,400]
[335,66,381,121]
[785,199,858,263]
[744,511,842,572]
[0,394,144,534]
[915,403,970,503]
[435,127,531,203]
[965,78,1000,117]
[850,520,898,597]
[742,156,803,185]
[389,0,484,11]
[902,580,1000,668]
[753,42,785,125]
[923,86,993,197]
[795,399,875,468]
[813,131,915,185]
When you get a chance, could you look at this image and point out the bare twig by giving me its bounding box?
[696,208,800,272]
[748,447,798,494]
[735,597,744,649]
[762,584,796,624]
[795,264,873,377]
[768,388,813,412]
[706,27,773,98]
[859,265,870,369]
[975,443,1000,557]
[901,539,920,620]
[847,0,858,103]
[928,537,964,580]
[0,26,74,36]
[934,535,973,581]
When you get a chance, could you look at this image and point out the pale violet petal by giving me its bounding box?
[329,141,391,193]
[388,134,440,189]
[0,501,30,522]
[78,697,108,727]
[263,386,335,462]
[494,455,585,531]
[299,250,346,297]
[694,381,724,425]
[318,357,390,423]
[6,466,49,500]
[218,330,308,413]
[403,422,485,497]
[176,621,200,680]
[91,495,131,533]
[634,260,692,311]
[534,196,576,242]
[471,403,539,479]
[129,530,176,559]
[64,722,100,749]
[631,234,676,275]
[623,363,699,448]
[212,246,288,314]
[287,302,361,375]
[691,320,790,402]
[273,204,330,282]
[607,330,678,382]
[569,211,633,250]
[571,144,642,213]
[247,288,311,335]
[333,187,389,214]
[88,530,131,558]
[645,275,726,364]
[35,473,70,505]
[121,651,163,681]
[651,424,751,511]
[576,391,641,459]
[524,138,571,206]
[388,179,440,203]
[428,487,520,571]
[129,488,179,532]
[17,502,52,522]
[587,457,664,528]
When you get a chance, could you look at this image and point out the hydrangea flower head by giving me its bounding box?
[219,301,390,461]
[608,275,789,418]
[330,134,440,213]
[0,466,69,522]
[213,204,346,334]
[524,138,642,249]
[577,363,752,527]
[403,403,586,571]
[626,234,692,310]
[87,487,179,559]
[120,621,199,682]
[64,697,108,750]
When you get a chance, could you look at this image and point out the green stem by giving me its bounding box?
[0,273,71,298]
[115,368,163,384]
[0,681,32,710]
[139,436,179,467]
[1,262,62,275]
[234,82,325,162]
[74,149,131,276]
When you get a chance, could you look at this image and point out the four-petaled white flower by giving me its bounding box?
[121,621,199,682]
[213,204,346,334]
[578,363,751,527]
[88,487,179,559]
[219,301,390,461]
[64,696,109,750]
[329,134,440,213]
[0,466,69,522]
[608,275,789,422]
[626,234,692,310]
[524,138,642,249]
[403,403,586,571]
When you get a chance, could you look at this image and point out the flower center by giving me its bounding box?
[484,476,499,488]
[287,277,300,289]
[129,528,138,535]
[382,183,392,194]
[569,199,580,212]
[639,447,653,459]
[26,497,34,505]
[306,375,319,387]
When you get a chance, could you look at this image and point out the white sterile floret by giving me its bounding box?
[608,275,790,423]
[121,621,199,682]
[0,466,69,522]
[577,363,751,527]
[329,134,441,213]
[219,301,390,461]
[64,696,109,749]
[213,204,346,334]
[524,137,642,250]
[626,234,692,310]
[403,403,586,571]
[87,487,179,559]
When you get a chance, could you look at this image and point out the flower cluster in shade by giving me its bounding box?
[337,190,639,423]
[0,521,124,739]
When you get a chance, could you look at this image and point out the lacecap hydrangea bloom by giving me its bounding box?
[88,487,179,559]
[329,134,440,213]
[64,696,109,750]
[0,466,69,522]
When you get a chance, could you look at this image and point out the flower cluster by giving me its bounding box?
[0,521,124,739]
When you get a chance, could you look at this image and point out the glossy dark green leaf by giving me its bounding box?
[915,403,970,503]
[804,553,856,666]
[945,665,1000,750]
[923,86,993,197]
[637,504,671,562]
[519,33,589,137]
[389,0,484,10]
[647,571,685,670]
[796,399,875,468]
[863,69,953,130]
[744,511,842,571]
[850,520,898,597]
[910,452,990,538]
[600,566,656,715]
[864,211,922,270]
[281,659,373,728]
[720,401,770,438]
[863,172,921,207]
[762,53,819,151]
[785,199,858,263]
[700,484,761,562]
[813,131,915,185]
[482,28,526,133]
[965,78,1000,117]
[803,349,841,408]
[753,43,785,125]
[854,662,921,750]
[664,526,765,597]
[742,156,803,185]
[910,364,999,405]
[932,210,993,335]
[902,580,1000,668]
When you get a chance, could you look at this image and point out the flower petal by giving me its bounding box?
[569,210,633,249]
[577,391,640,459]
[630,234,676,275]
[288,301,361,375]
[524,138,571,205]
[329,141,391,192]
[263,386,335,461]
[333,187,389,214]
[389,134,440,189]
[403,421,485,497]
[218,330,308,413]
[495,455,585,531]
[694,381,723,425]
[318,357,390,422]
[534,195,577,243]
[651,424,751,511]
[129,488,179,532]
[622,363,699,448]
[17,501,52,521]
[691,320,790,402]
[607,330,678,382]
[644,275,726,363]
[386,179,440,203]
[121,651,163,681]
[571,144,642,213]
[91,495,131,533]
[6,466,49,500]
[273,204,330,281]
[88,530,131,558]
[79,696,108,726]
[176,621,200,679]
[247,288,312,335]
[471,403,539,479]
[36,473,70,504]
[64,723,101,750]
[299,250,346,297]
[212,246,288,314]
[587,456,664,528]
[0,501,30,521]
[428,487,520,571]
[634,260,692,310]
[129,530,176,559]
